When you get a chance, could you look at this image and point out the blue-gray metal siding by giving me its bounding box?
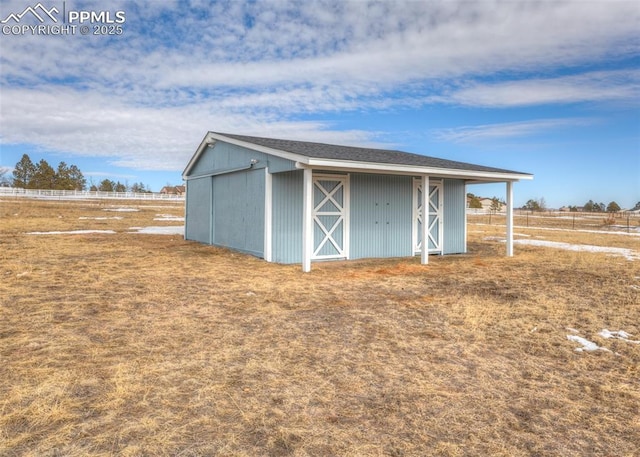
[185,177,211,243]
[350,174,413,259]
[189,141,295,176]
[186,139,468,262]
[185,140,297,256]
[443,179,466,254]
[212,167,265,257]
[271,170,303,263]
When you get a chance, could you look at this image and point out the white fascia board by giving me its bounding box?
[465,178,532,185]
[296,159,533,182]
[182,132,307,179]
[207,132,308,163]
[184,132,534,182]
[182,133,212,179]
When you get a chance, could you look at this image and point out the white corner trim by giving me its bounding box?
[302,168,313,272]
[264,167,273,262]
[463,183,468,254]
[344,173,351,260]
[421,174,429,265]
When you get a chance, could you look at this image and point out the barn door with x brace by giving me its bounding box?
[413,179,443,254]
[312,175,349,260]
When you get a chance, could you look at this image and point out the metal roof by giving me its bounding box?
[183,132,533,181]
[215,132,529,176]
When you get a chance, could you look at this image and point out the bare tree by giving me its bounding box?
[0,166,12,186]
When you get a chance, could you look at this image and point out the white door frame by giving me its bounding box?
[312,174,349,260]
[413,178,443,254]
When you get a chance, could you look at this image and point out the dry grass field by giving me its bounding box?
[1,199,639,456]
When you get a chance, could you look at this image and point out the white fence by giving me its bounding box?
[0,187,184,201]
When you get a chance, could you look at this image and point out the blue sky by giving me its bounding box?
[0,0,638,208]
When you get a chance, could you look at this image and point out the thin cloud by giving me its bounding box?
[435,70,640,108]
[432,118,595,144]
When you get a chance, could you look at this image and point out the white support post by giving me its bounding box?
[209,177,215,245]
[263,167,272,262]
[344,174,350,259]
[463,182,468,253]
[302,168,313,272]
[506,181,514,257]
[421,174,429,265]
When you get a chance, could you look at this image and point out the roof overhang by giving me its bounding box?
[182,132,306,179]
[183,132,534,183]
[293,159,532,182]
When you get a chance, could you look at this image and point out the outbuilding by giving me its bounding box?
[182,132,533,271]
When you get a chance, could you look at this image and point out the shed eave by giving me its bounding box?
[295,159,533,182]
[183,132,534,182]
[182,134,211,179]
[183,132,309,179]
[209,132,307,164]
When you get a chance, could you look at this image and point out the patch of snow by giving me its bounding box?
[79,216,123,220]
[520,225,640,237]
[566,327,580,334]
[153,214,184,221]
[129,226,184,235]
[609,225,640,232]
[474,223,640,237]
[547,215,589,220]
[27,230,116,235]
[567,335,610,352]
[485,237,639,261]
[103,208,139,212]
[515,239,639,261]
[598,329,640,344]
